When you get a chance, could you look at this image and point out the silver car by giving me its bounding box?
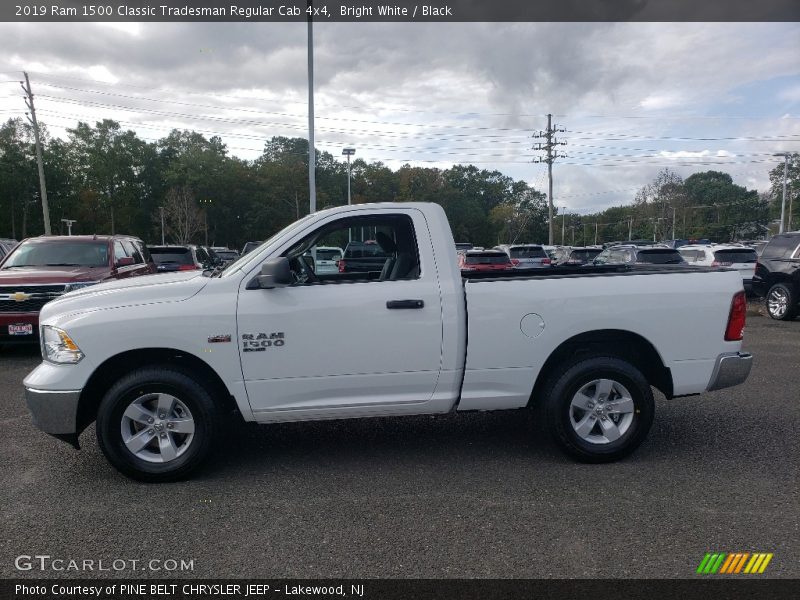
[495,244,552,268]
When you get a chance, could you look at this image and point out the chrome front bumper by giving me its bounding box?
[706,352,753,392]
[25,387,81,435]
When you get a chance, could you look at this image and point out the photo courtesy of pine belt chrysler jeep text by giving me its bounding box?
[23,203,753,481]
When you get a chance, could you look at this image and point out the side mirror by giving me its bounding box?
[115,257,135,268]
[250,257,292,289]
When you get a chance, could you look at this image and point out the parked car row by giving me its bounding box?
[0,234,242,343]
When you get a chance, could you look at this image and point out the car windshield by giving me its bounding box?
[714,249,757,263]
[149,247,194,265]
[1,240,108,268]
[509,246,546,258]
[638,250,684,264]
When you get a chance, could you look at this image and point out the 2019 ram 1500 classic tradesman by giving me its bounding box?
[23,203,753,481]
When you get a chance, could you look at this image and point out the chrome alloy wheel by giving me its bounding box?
[569,379,635,445]
[767,287,789,318]
[120,393,195,463]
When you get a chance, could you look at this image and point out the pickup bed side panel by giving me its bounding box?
[459,270,744,410]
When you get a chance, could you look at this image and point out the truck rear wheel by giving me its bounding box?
[543,356,654,463]
[96,367,218,482]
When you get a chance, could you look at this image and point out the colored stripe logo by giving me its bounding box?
[696,552,773,574]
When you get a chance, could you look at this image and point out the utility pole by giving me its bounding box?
[60,219,76,236]
[159,206,165,245]
[307,0,316,214]
[21,72,51,235]
[532,114,566,245]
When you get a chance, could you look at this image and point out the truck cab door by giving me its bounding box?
[237,209,444,420]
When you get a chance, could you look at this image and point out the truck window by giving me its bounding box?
[285,214,420,284]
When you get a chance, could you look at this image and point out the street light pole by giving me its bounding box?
[775,152,789,234]
[561,206,566,245]
[307,0,316,214]
[342,147,356,205]
[60,219,76,235]
[199,199,212,246]
[159,206,165,245]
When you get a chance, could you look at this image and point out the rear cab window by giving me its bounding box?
[679,249,706,263]
[149,247,194,265]
[713,249,757,264]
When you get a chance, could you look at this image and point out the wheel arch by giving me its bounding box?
[529,329,673,407]
[76,348,238,437]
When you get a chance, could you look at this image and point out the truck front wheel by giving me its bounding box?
[96,367,218,482]
[543,356,654,463]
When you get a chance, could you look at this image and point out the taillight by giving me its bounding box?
[179,264,198,271]
[338,260,346,273]
[511,259,520,266]
[542,258,551,265]
[724,291,747,341]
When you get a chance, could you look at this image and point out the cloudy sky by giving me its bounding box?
[1,21,798,213]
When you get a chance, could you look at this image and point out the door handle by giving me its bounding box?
[386,299,424,309]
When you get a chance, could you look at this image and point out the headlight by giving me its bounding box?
[41,326,84,364]
[64,281,98,293]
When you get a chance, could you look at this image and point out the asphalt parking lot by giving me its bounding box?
[0,312,797,580]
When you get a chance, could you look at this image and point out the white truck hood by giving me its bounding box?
[39,271,209,322]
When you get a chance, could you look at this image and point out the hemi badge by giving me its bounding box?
[12,292,32,302]
[207,334,231,343]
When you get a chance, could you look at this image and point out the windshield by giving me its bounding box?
[509,246,546,259]
[2,240,109,268]
[219,212,319,278]
[638,250,685,264]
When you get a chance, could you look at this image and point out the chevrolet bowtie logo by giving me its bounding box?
[12,292,31,302]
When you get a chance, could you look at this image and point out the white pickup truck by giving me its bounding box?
[24,202,752,481]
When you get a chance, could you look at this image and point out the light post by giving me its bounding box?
[561,206,566,245]
[60,219,76,235]
[199,199,212,246]
[774,152,795,234]
[159,206,165,245]
[342,147,356,205]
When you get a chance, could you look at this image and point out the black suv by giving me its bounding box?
[752,232,800,320]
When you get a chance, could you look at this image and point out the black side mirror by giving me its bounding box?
[250,257,292,289]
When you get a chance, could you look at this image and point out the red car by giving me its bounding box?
[0,235,155,343]
[457,249,514,272]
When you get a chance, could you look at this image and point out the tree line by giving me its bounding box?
[0,117,796,249]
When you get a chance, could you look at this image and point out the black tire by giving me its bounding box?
[765,283,797,321]
[96,367,218,482]
[543,356,654,463]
